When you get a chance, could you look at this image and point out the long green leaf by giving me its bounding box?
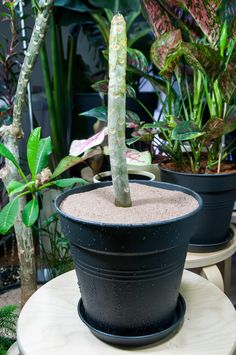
[51,148,102,179]
[142,121,170,130]
[79,106,107,121]
[45,178,88,188]
[27,127,41,178]
[126,136,142,145]
[22,198,39,227]
[7,181,24,194]
[0,197,19,234]
[9,182,35,196]
[0,143,20,170]
[35,137,52,175]
[172,121,204,140]
[79,107,140,124]
[51,156,86,179]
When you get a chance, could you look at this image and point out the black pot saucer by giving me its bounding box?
[77,294,186,347]
[188,227,234,253]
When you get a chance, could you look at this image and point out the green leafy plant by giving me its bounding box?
[0,0,55,306]
[0,305,18,355]
[33,213,73,278]
[0,1,25,126]
[40,0,153,168]
[0,127,88,234]
[135,0,236,173]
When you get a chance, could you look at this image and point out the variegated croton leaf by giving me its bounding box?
[171,121,204,140]
[202,118,224,144]
[127,48,149,73]
[92,80,136,98]
[103,47,149,73]
[223,105,236,134]
[151,29,182,70]
[160,42,223,80]
[175,0,220,45]
[141,0,174,38]
[218,46,236,102]
[204,0,222,12]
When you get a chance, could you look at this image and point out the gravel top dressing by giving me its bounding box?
[60,183,199,225]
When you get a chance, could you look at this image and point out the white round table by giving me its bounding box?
[185,225,236,294]
[17,270,236,355]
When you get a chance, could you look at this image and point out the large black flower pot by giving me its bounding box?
[55,181,202,346]
[160,166,236,252]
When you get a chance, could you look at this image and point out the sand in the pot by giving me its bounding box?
[60,183,199,224]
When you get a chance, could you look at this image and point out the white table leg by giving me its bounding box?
[200,265,224,292]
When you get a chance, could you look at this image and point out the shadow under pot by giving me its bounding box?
[159,165,236,252]
[93,170,155,183]
[55,181,202,347]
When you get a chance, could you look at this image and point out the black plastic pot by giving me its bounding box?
[55,181,202,346]
[160,166,236,252]
[93,170,155,183]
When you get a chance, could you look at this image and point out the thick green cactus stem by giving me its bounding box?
[108,14,132,207]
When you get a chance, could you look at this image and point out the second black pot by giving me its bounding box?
[55,181,201,345]
[160,166,236,252]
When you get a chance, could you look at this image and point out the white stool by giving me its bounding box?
[17,270,236,355]
[185,225,236,294]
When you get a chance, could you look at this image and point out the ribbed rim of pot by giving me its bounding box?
[93,170,155,183]
[159,162,236,178]
[55,181,202,228]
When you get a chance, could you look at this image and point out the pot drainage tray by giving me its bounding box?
[78,294,186,347]
[188,227,234,253]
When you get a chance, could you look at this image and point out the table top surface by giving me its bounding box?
[185,225,236,268]
[17,270,236,355]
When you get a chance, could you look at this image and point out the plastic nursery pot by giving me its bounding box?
[160,165,236,252]
[55,181,202,346]
[93,170,155,183]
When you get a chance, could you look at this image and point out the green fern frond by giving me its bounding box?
[0,305,18,339]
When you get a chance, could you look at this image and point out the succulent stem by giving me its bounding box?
[108,14,132,207]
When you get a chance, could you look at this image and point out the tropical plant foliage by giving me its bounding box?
[33,213,73,278]
[67,1,236,174]
[0,127,89,234]
[0,305,18,355]
[133,0,236,173]
[0,1,24,126]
